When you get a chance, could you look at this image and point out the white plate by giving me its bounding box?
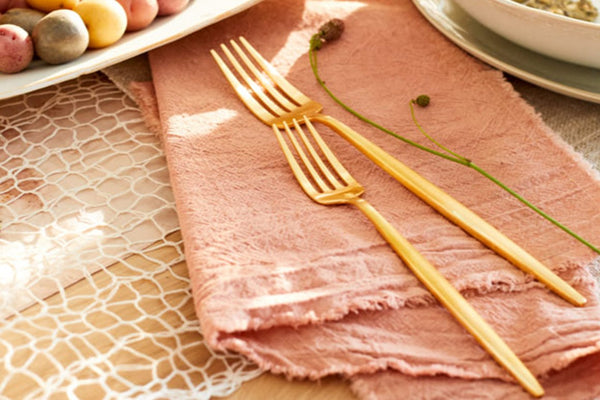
[412,0,600,103]
[453,0,600,69]
[0,0,263,100]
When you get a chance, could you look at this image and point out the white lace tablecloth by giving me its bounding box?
[0,56,598,399]
[0,69,261,400]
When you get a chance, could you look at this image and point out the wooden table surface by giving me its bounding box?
[225,373,356,400]
[1,229,357,399]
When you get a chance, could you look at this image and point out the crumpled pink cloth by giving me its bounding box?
[131,0,600,398]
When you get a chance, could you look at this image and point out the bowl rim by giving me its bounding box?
[473,0,600,29]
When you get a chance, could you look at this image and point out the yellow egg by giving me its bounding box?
[62,0,81,9]
[73,0,127,48]
[26,0,80,12]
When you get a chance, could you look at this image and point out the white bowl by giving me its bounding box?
[452,0,600,69]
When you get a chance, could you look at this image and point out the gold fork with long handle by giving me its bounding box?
[211,36,586,307]
[273,117,543,397]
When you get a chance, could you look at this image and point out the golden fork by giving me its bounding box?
[271,116,543,397]
[211,36,586,308]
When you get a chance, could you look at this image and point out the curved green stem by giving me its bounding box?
[309,49,467,166]
[470,163,600,254]
[409,101,469,163]
[308,47,600,254]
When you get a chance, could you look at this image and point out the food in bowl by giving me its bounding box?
[512,0,598,22]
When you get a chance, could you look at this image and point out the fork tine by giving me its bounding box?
[300,116,356,187]
[220,44,287,117]
[239,36,312,105]
[272,124,319,198]
[229,40,298,111]
[281,121,330,192]
[291,118,344,190]
[211,49,274,124]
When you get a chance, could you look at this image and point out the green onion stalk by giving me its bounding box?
[308,20,599,254]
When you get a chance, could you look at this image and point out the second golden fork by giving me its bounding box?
[273,116,544,397]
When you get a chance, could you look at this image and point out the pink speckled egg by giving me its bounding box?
[0,23,33,73]
[156,0,188,16]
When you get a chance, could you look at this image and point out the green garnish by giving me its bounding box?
[413,95,430,107]
[310,18,344,52]
[308,20,600,254]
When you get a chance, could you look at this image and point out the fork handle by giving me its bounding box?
[313,114,586,307]
[349,197,544,397]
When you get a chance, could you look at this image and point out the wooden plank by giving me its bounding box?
[0,230,355,398]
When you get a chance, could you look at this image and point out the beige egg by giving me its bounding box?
[32,9,89,64]
[0,7,45,34]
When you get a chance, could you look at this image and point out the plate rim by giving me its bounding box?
[412,0,600,104]
[0,0,263,100]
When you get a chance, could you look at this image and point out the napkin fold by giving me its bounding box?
[131,0,600,398]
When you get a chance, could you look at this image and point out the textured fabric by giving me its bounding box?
[132,0,600,398]
[507,76,600,169]
[352,350,600,400]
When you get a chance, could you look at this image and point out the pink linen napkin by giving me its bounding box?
[131,0,600,397]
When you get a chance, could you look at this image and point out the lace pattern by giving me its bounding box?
[0,73,260,399]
